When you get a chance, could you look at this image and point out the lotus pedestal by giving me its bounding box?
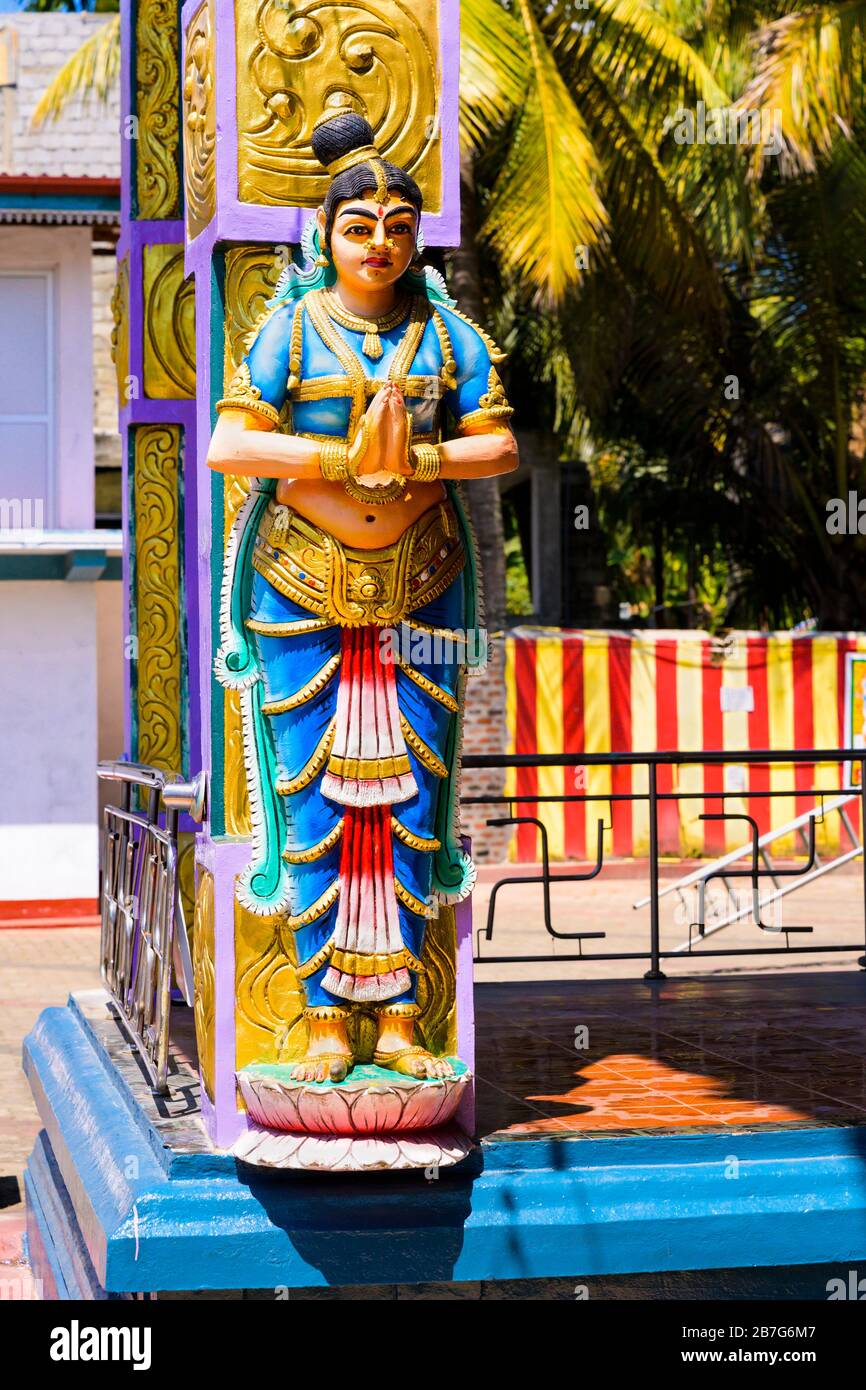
[233,1061,473,1172]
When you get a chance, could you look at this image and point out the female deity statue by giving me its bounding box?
[208,109,517,1089]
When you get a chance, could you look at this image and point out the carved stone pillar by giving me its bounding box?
[179,0,466,1151]
[114,0,198,914]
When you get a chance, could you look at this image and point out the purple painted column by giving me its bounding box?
[117,2,199,787]
[179,0,472,1148]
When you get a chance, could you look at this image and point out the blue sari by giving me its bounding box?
[215,283,511,1007]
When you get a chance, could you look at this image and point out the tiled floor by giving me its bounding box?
[474,971,866,1140]
[4,925,866,1168]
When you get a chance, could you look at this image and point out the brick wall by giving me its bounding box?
[0,13,120,179]
[460,640,512,863]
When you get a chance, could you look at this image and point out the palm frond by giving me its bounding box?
[739,1,866,173]
[482,0,608,302]
[576,63,726,319]
[548,0,730,118]
[31,14,120,128]
[459,0,527,150]
[668,135,764,266]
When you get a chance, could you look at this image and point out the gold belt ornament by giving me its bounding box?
[252,500,464,627]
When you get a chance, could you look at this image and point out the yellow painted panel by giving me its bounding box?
[630,636,656,857]
[675,638,705,854]
[767,636,796,851]
[535,639,564,860]
[583,634,612,856]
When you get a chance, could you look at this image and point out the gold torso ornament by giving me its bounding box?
[250,498,465,627]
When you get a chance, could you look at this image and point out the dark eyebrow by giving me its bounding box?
[336,204,418,221]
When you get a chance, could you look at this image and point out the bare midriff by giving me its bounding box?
[275,476,447,549]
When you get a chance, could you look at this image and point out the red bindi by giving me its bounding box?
[377,206,385,218]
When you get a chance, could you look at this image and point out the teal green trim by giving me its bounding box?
[0,555,122,582]
[213,481,287,911]
[0,193,120,213]
[240,1059,469,1090]
[241,678,290,912]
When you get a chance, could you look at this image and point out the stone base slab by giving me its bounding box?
[233,1122,473,1172]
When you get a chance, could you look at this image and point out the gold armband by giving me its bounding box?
[320,439,350,482]
[410,442,442,483]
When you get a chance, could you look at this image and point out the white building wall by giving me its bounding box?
[0,224,95,529]
[0,224,101,901]
[0,582,97,899]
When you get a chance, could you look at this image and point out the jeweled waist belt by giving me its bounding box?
[251,498,465,627]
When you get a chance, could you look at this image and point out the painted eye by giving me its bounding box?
[389,223,412,235]
[344,224,371,236]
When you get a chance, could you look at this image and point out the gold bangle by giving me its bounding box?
[320,439,350,482]
[347,416,370,477]
[410,442,441,483]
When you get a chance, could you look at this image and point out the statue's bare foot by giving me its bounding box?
[373,1045,453,1080]
[290,1051,352,1084]
[291,1006,353,1083]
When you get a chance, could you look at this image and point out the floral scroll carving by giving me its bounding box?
[142,244,196,399]
[193,869,216,1102]
[133,425,183,776]
[136,0,181,219]
[182,0,216,240]
[235,0,442,210]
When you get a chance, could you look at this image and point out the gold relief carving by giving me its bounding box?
[134,425,182,774]
[235,0,443,212]
[193,869,216,1101]
[223,684,251,837]
[416,903,457,1056]
[235,896,307,1074]
[182,1,216,240]
[142,244,196,399]
[177,831,196,945]
[110,255,130,404]
[223,246,284,382]
[233,898,455,1073]
[136,0,181,219]
[222,248,283,839]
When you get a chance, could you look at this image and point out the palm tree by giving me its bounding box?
[30,10,119,127]
[34,1,730,629]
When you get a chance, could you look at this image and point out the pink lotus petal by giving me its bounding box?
[348,1083,406,1133]
[296,1083,355,1134]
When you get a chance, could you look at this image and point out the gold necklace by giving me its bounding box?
[344,475,408,505]
[325,292,412,361]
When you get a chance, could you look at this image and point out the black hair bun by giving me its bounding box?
[311,111,376,170]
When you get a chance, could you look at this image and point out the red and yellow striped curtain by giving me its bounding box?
[503,631,866,861]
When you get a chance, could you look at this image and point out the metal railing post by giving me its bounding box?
[644,761,666,981]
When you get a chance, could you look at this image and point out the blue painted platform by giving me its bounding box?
[22,982,866,1297]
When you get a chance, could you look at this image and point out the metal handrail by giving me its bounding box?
[462,748,866,977]
[97,761,203,1093]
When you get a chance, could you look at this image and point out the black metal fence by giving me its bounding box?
[461,748,866,977]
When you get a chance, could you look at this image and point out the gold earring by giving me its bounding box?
[315,252,330,268]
